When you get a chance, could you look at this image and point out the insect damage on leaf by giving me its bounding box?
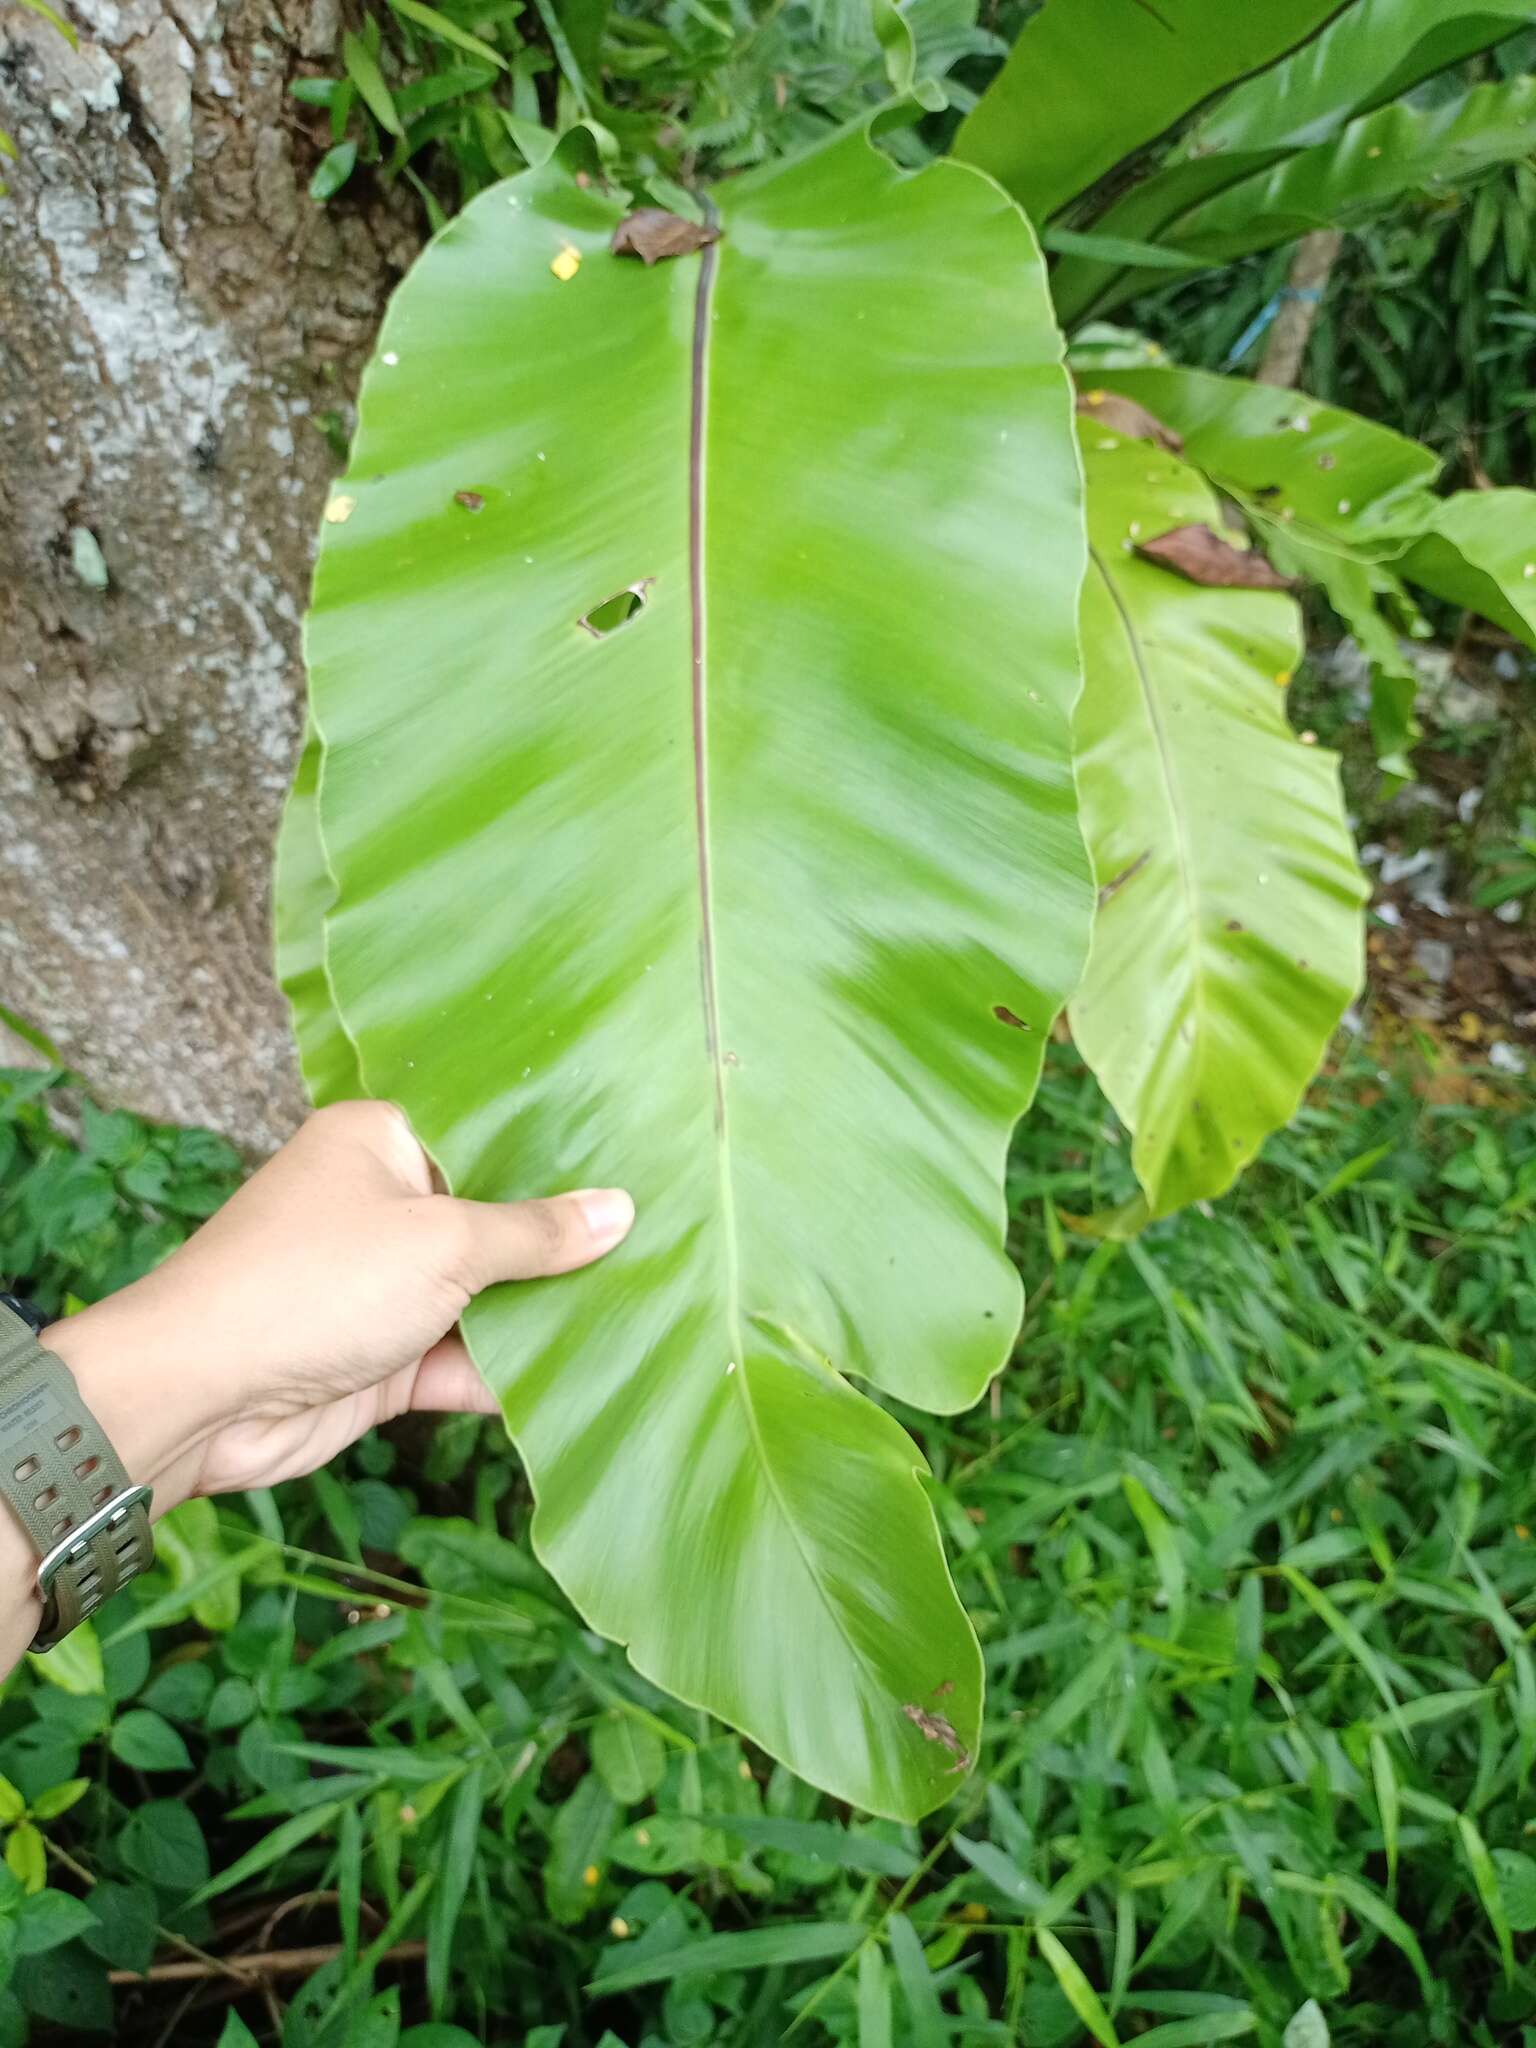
[1076,387,1183,454]
[578,578,654,638]
[611,209,721,266]
[1136,524,1294,591]
[902,1702,972,1772]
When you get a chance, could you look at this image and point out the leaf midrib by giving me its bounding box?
[687,212,742,1365]
[686,217,912,1758]
[1087,543,1211,1101]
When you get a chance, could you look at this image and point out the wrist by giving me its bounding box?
[41,1284,231,1522]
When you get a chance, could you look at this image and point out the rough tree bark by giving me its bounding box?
[0,0,416,1149]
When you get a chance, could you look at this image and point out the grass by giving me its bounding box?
[0,1040,1534,2043]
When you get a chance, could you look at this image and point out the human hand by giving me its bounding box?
[43,1100,634,1510]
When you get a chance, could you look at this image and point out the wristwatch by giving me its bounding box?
[0,1297,154,1650]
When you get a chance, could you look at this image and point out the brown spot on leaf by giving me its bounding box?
[453,490,484,512]
[932,1678,955,1697]
[1136,524,1294,591]
[1316,452,1336,470]
[902,1702,971,1772]
[1074,388,1183,454]
[993,1005,1031,1030]
[1225,918,1244,933]
[611,209,721,267]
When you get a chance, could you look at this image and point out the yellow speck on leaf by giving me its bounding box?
[1516,1524,1530,1541]
[635,1827,651,1846]
[583,1863,600,1886]
[738,1760,753,1780]
[324,495,356,524]
[399,1804,417,1825]
[551,243,582,281]
[610,1917,631,1938]
[1084,389,1106,406]
[960,1902,988,1923]
[1274,670,1292,688]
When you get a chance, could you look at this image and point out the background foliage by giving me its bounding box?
[4,1014,1536,2042]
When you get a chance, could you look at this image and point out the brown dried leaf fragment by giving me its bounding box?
[992,1005,1031,1030]
[453,490,484,512]
[1136,524,1295,591]
[1076,388,1183,454]
[611,209,721,267]
[902,1702,972,1772]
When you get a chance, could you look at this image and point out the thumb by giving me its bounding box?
[442,1186,635,1289]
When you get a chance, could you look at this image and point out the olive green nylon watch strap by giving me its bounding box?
[0,1303,153,1650]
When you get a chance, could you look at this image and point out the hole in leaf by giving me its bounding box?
[578,579,653,638]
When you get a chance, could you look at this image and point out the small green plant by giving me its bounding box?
[0,1066,242,1318]
[289,0,1006,220]
[1470,803,1536,909]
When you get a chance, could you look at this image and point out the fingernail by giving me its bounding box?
[573,1187,635,1249]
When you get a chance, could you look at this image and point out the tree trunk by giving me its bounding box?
[1255,229,1342,391]
[0,0,416,1149]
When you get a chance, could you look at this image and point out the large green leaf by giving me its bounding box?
[1402,492,1536,652]
[1082,364,1438,768]
[1069,430,1365,1220]
[953,0,1344,224]
[1083,364,1439,533]
[1089,364,1536,674]
[1051,0,1535,321]
[1079,71,1536,314]
[287,129,1092,1818]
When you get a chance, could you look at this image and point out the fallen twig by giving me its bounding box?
[109,1938,428,1987]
